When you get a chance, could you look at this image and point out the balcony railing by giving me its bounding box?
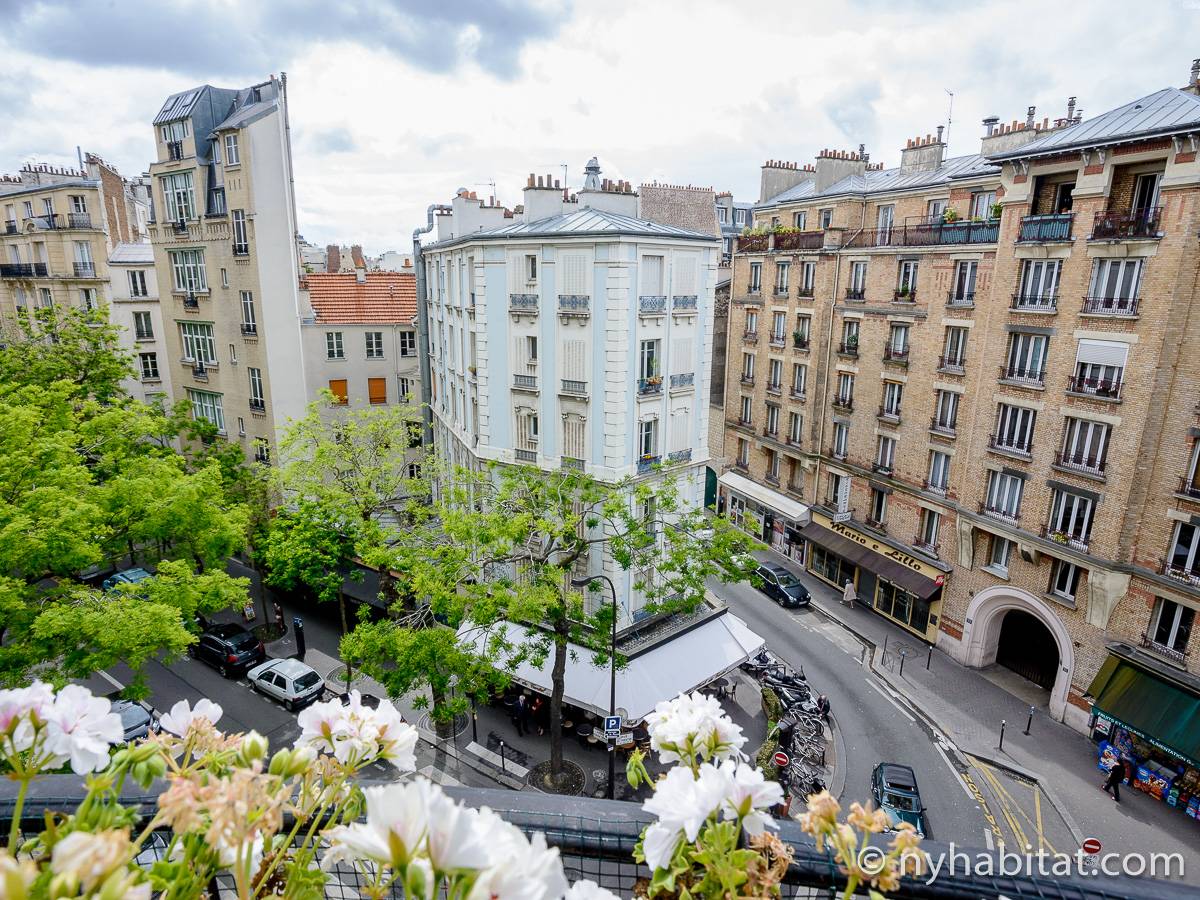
[561,379,587,395]
[1161,557,1200,587]
[638,295,667,315]
[561,456,585,471]
[844,287,865,302]
[637,378,663,396]
[73,262,96,278]
[792,335,810,350]
[192,363,209,381]
[923,479,948,496]
[773,287,790,299]
[1140,632,1189,665]
[1177,475,1200,499]
[892,289,917,304]
[556,295,589,316]
[979,501,1019,525]
[762,424,779,439]
[736,234,768,252]
[769,333,786,348]
[797,286,814,299]
[637,455,661,474]
[1042,525,1091,553]
[872,460,894,475]
[999,364,1046,387]
[773,230,824,251]
[1054,450,1107,478]
[843,219,999,247]
[930,417,956,437]
[67,212,93,229]
[936,355,965,374]
[166,140,184,160]
[912,536,939,557]
[134,330,154,341]
[1018,213,1074,242]
[1081,295,1140,317]
[836,341,858,358]
[742,331,758,344]
[515,448,537,462]
[232,242,250,257]
[513,374,538,390]
[182,292,199,310]
[671,295,698,311]
[877,405,901,422]
[946,292,975,309]
[1066,374,1122,400]
[248,398,266,412]
[739,374,755,386]
[509,293,538,312]
[988,435,1032,458]
[0,263,49,278]
[668,448,692,464]
[882,347,909,365]
[789,388,806,401]
[1010,293,1058,312]
[766,381,782,396]
[171,220,189,235]
[1090,206,1162,240]
[832,395,853,412]
[240,323,258,336]
[865,517,887,533]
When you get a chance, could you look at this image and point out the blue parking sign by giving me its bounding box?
[603,715,622,738]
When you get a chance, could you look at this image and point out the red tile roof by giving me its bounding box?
[305,272,417,325]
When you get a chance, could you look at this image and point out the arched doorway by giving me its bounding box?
[996,609,1059,690]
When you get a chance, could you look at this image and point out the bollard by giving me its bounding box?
[999,720,1006,752]
[883,635,889,655]
[1024,705,1034,736]
[926,644,933,670]
[898,650,907,677]
[498,740,507,774]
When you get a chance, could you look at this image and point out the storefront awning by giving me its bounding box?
[718,471,810,523]
[798,521,941,599]
[1087,654,1200,768]
[457,610,765,721]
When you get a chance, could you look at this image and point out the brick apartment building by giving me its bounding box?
[720,64,1200,735]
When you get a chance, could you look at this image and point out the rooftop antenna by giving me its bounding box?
[944,89,954,152]
[538,163,569,193]
[474,179,497,205]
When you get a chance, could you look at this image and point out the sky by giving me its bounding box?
[1,0,1197,255]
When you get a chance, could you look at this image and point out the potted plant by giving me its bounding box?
[990,202,1003,220]
[896,286,910,298]
[792,330,806,347]
[942,208,960,223]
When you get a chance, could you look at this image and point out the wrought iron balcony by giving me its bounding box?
[930,416,957,438]
[773,287,790,299]
[515,448,537,462]
[67,212,93,229]
[1177,476,1200,499]
[882,347,909,365]
[912,536,939,557]
[789,388,806,401]
[792,335,809,350]
[946,291,975,309]
[1010,293,1058,312]
[1018,213,1074,242]
[797,286,814,299]
[166,140,184,160]
[1081,295,1139,317]
[769,333,786,348]
[638,295,667,315]
[248,398,266,412]
[1041,525,1090,553]
[73,262,96,278]
[669,372,694,390]
[509,293,538,312]
[667,448,692,464]
[892,289,917,304]
[558,295,590,315]
[844,287,865,302]
[1090,206,1161,240]
[135,329,154,341]
[877,405,901,423]
[1066,374,1122,400]
[1140,632,1189,665]
[923,479,948,496]
[637,378,663,396]
[742,331,758,344]
[766,381,782,396]
[561,379,587,395]
[872,460,893,475]
[998,364,1046,387]
[0,263,48,278]
[736,233,768,252]
[240,323,258,336]
[832,395,853,412]
[842,219,999,247]
[936,355,965,374]
[561,456,585,471]
[773,230,824,251]
[1053,450,1107,478]
[637,454,661,474]
[836,341,858,358]
[1161,557,1200,587]
[739,374,755,386]
[979,501,1019,525]
[513,374,538,390]
[987,435,1032,459]
[671,295,697,311]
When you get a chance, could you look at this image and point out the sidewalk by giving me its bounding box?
[755,546,1200,869]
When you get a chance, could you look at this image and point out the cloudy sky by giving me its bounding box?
[1,0,1195,253]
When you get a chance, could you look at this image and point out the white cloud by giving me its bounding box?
[0,0,1195,253]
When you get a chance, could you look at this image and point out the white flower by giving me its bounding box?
[323,779,438,869]
[43,685,123,774]
[0,849,37,897]
[641,822,683,872]
[0,681,55,753]
[159,698,223,737]
[642,765,727,843]
[296,692,418,771]
[467,817,568,900]
[719,760,784,835]
[425,791,491,873]
[50,829,131,891]
[644,691,746,764]
[565,880,621,900]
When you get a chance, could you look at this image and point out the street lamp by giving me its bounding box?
[571,573,618,800]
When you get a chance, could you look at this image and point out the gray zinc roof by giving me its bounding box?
[431,207,717,247]
[108,242,155,264]
[989,88,1200,161]
[763,153,998,207]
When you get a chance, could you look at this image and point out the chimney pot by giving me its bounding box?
[1026,105,1036,127]
[936,125,944,142]
[1191,58,1200,84]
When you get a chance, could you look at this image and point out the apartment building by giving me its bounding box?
[420,165,719,624]
[721,65,1200,745]
[715,191,753,264]
[108,242,173,404]
[300,269,420,413]
[146,76,307,462]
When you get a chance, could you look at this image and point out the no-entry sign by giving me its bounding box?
[1082,838,1102,855]
[773,751,790,767]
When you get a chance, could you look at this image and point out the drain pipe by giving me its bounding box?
[413,205,448,446]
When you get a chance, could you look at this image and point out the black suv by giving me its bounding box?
[189,623,266,677]
[754,563,811,608]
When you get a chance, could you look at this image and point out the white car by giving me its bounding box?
[246,658,325,711]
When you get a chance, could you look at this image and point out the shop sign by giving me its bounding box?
[832,510,852,523]
[815,510,944,580]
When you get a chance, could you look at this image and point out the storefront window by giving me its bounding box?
[810,544,855,587]
[875,580,930,634]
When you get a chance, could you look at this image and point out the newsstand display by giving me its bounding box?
[1093,715,1200,821]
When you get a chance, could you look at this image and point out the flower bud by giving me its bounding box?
[128,742,160,764]
[286,745,317,777]
[238,730,269,764]
[48,872,80,899]
[268,749,292,777]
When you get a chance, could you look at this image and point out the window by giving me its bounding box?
[399,331,417,357]
[407,462,421,479]
[985,470,1024,519]
[254,438,270,464]
[1049,559,1081,602]
[186,389,225,432]
[232,210,248,253]
[22,201,32,219]
[927,198,947,222]
[326,331,345,359]
[1186,441,1200,496]
[240,291,256,331]
[640,255,664,295]
[876,204,895,235]
[638,418,659,457]
[328,379,349,405]
[774,261,790,294]
[745,309,758,335]
[828,472,850,511]
[210,188,226,216]
[741,352,755,381]
[224,133,240,165]
[168,249,207,292]
[951,260,977,302]
[868,487,888,526]
[717,206,728,223]
[840,319,859,348]
[875,436,896,473]
[887,323,909,355]
[70,194,86,214]
[1132,172,1161,212]
[771,310,786,342]
[221,268,229,288]
[993,403,1036,452]
[368,377,387,405]
[42,198,54,217]
[836,372,854,405]
[737,437,750,466]
[1073,339,1127,397]
[918,509,940,549]
[768,358,782,390]
[229,343,238,365]
[1060,417,1110,474]
[987,535,1013,574]
[563,414,587,460]
[1017,259,1061,304]
[897,260,918,294]
[734,208,746,225]
[883,381,903,417]
[832,422,849,459]
[524,253,538,283]
[1005,333,1048,382]
[799,261,815,294]
[748,262,762,293]
[795,314,810,343]
[161,171,196,222]
[970,190,997,219]
[1048,487,1095,547]
[139,352,159,380]
[740,395,752,424]
[79,288,97,311]
[849,261,867,295]
[942,326,968,367]
[1149,598,1194,655]
[1167,522,1200,580]
[793,211,807,229]
[639,339,660,380]
[766,449,781,480]
[819,208,833,229]
[180,322,216,364]
[128,270,148,297]
[770,217,781,229]
[1087,258,1142,302]
[38,288,53,308]
[12,287,25,308]
[133,311,153,339]
[791,363,807,396]
[365,332,384,358]
[525,335,538,364]
[933,390,958,431]
[927,451,950,493]
[788,411,802,443]
[765,404,779,436]
[399,376,413,401]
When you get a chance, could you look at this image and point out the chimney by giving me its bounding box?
[813,149,868,192]
[1066,96,1076,121]
[355,265,366,284]
[757,159,807,203]
[1026,106,1036,128]
[898,131,945,175]
[981,115,1000,137]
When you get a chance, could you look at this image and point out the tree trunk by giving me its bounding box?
[337,588,354,688]
[548,620,569,783]
[430,680,453,741]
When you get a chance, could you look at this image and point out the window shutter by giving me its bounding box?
[1075,339,1128,368]
[507,255,524,294]
[563,415,586,458]
[563,340,586,381]
[671,406,690,451]
[672,337,693,373]
[368,377,387,404]
[329,379,348,405]
[674,255,697,294]
[560,253,588,295]
[640,255,663,294]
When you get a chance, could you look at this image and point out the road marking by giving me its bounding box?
[98,670,124,691]
[1035,786,1045,853]
[975,760,1031,852]
[960,771,1004,847]
[984,829,994,851]
[934,740,973,801]
[863,678,915,723]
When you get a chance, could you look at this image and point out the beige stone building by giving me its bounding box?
[720,65,1200,751]
[146,77,308,463]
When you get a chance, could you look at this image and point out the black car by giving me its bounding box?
[111,699,158,742]
[754,563,811,608]
[189,623,266,677]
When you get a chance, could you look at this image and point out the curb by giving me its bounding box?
[415,725,525,791]
[826,712,847,802]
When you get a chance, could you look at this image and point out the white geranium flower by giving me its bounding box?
[467,821,568,900]
[644,691,746,764]
[425,792,491,873]
[43,685,123,774]
[159,698,223,737]
[565,880,621,900]
[641,822,683,872]
[719,760,784,835]
[323,779,438,869]
[50,829,131,891]
[642,765,727,843]
[0,681,55,752]
[373,700,418,771]
[296,692,418,770]
[296,696,343,756]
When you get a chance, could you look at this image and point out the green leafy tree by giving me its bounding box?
[0,306,133,402]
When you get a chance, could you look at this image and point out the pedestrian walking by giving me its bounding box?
[842,579,856,609]
[530,695,545,735]
[514,694,530,737]
[273,600,284,628]
[1102,758,1127,802]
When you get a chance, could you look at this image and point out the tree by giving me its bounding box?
[0,306,132,403]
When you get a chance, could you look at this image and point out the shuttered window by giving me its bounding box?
[640,255,664,295]
[672,337,693,374]
[671,406,690,451]
[563,415,586,459]
[563,340,587,381]
[674,254,698,294]
[368,377,387,405]
[559,252,588,295]
[516,409,539,450]
[1075,339,1128,369]
[328,379,348,405]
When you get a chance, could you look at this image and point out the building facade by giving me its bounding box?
[420,166,719,624]
[721,69,1200,744]
[145,77,308,462]
[108,242,173,404]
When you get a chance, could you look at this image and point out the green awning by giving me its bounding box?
[1088,656,1200,768]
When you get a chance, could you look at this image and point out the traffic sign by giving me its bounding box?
[1082,838,1101,855]
[773,750,790,767]
[603,715,622,739]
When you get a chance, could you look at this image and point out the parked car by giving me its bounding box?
[101,567,154,591]
[753,563,811,608]
[871,763,929,836]
[111,699,158,742]
[246,659,325,711]
[188,623,266,677]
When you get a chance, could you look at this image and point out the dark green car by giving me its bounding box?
[871,763,929,837]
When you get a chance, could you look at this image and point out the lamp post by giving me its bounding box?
[572,573,618,799]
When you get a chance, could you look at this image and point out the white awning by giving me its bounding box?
[718,471,811,523]
[457,611,765,721]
